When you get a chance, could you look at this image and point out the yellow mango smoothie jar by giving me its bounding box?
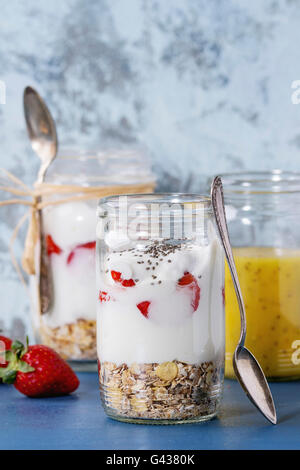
[220,171,300,381]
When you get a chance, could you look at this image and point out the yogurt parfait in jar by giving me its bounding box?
[32,149,155,369]
[97,194,225,423]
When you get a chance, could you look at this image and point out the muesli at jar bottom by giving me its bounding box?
[99,360,223,423]
[39,319,97,361]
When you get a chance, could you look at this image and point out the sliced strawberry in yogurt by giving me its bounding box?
[99,291,111,302]
[111,270,122,282]
[137,301,151,318]
[79,241,96,250]
[121,279,135,287]
[178,272,200,312]
[178,272,195,286]
[67,251,75,264]
[67,240,96,265]
[110,270,135,287]
[46,235,62,256]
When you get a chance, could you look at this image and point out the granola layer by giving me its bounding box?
[39,318,97,360]
[99,360,221,420]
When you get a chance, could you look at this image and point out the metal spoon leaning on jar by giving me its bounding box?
[211,176,277,425]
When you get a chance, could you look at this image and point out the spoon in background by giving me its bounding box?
[23,86,58,313]
[211,176,277,425]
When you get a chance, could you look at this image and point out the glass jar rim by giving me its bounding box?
[45,147,155,186]
[99,193,211,207]
[219,170,300,194]
[99,193,212,210]
[57,147,148,161]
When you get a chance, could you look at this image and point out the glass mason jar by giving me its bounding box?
[96,194,225,424]
[31,148,155,370]
[221,171,300,381]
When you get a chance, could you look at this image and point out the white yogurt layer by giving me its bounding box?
[97,238,224,365]
[40,201,97,328]
[43,201,96,248]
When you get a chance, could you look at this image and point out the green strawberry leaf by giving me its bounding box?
[17,360,34,373]
[0,350,12,369]
[2,370,17,384]
[0,343,35,383]
[11,340,25,359]
[11,340,23,350]
[4,350,14,362]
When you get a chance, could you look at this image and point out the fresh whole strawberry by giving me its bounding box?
[0,335,12,382]
[0,340,79,397]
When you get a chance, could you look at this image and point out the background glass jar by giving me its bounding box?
[97,194,225,424]
[220,171,300,381]
[31,148,155,370]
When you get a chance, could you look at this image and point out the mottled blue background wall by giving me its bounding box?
[1,0,300,337]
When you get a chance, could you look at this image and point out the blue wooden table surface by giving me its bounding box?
[1,373,299,450]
